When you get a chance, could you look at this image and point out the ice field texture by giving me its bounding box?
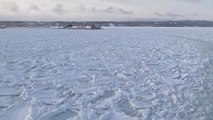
[0,27,213,120]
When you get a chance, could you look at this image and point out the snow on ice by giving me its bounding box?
[0,27,213,120]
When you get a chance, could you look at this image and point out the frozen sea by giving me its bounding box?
[0,27,213,120]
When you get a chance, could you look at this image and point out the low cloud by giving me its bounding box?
[101,6,133,15]
[154,11,201,20]
[176,0,202,3]
[80,4,133,15]
[79,4,85,11]
[167,12,183,18]
[29,5,40,11]
[0,1,19,12]
[154,12,183,19]
[101,0,128,2]
[52,4,65,15]
[190,13,199,16]
[154,12,164,17]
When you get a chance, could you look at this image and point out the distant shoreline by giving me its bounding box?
[1,20,213,28]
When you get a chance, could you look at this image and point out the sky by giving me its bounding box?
[0,0,212,21]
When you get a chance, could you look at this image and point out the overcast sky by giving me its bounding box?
[0,0,212,21]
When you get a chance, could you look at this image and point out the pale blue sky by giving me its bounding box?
[0,0,212,21]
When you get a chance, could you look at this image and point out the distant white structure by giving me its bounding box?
[51,24,102,30]
[109,23,116,27]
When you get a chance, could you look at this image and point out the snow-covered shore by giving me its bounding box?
[0,27,213,120]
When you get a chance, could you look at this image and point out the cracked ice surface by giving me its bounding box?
[0,27,213,120]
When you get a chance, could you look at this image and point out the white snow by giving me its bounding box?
[0,27,213,120]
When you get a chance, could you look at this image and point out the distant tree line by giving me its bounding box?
[1,20,213,28]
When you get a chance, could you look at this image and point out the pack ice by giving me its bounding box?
[0,27,212,120]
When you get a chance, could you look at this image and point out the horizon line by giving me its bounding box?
[0,20,213,22]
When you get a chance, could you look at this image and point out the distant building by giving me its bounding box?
[51,23,102,30]
[91,24,101,29]
[63,24,73,28]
